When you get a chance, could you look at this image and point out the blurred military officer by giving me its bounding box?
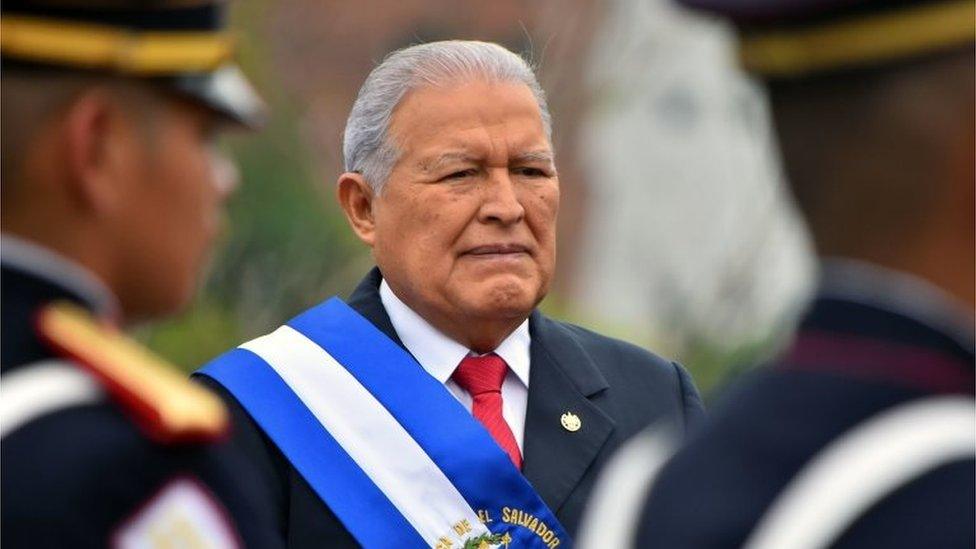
[0,1,283,547]
[579,1,974,548]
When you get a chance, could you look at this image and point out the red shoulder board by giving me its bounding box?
[35,302,229,444]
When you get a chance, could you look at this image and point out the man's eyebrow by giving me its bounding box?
[511,150,555,164]
[417,150,556,172]
[417,152,478,172]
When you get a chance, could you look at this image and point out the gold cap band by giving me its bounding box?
[740,0,976,77]
[0,15,234,75]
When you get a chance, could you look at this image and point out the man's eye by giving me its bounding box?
[442,169,477,181]
[514,167,549,177]
[200,121,222,146]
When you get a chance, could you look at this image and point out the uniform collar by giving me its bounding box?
[818,257,974,349]
[379,279,531,387]
[1,233,120,321]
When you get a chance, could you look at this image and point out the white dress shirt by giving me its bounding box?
[379,280,531,451]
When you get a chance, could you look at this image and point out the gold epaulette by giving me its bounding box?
[35,302,229,444]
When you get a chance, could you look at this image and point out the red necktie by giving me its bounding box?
[451,353,523,469]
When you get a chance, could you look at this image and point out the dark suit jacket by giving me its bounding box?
[201,268,704,547]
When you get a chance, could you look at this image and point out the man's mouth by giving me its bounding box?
[463,243,532,257]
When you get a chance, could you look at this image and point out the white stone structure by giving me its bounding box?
[574,0,815,357]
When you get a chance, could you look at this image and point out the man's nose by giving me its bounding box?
[210,148,240,200]
[479,169,526,225]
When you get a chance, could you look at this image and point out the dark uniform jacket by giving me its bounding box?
[637,267,975,549]
[0,243,283,548]
[200,267,705,547]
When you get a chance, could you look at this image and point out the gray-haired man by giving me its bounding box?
[197,40,703,548]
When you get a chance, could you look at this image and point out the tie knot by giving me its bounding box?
[452,353,508,396]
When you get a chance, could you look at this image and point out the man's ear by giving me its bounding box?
[62,88,127,215]
[337,172,377,247]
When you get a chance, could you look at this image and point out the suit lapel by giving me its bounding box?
[521,312,615,513]
[345,267,406,348]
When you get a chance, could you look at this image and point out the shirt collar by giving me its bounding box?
[1,233,121,321]
[379,279,531,387]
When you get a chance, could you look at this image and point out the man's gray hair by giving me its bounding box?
[342,40,552,193]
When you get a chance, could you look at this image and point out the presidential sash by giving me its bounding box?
[197,297,571,549]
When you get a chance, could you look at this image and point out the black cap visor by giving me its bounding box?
[168,64,266,129]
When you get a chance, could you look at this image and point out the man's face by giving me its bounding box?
[110,93,236,319]
[371,79,559,336]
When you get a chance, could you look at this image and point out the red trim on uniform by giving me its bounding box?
[782,331,975,394]
[32,306,228,445]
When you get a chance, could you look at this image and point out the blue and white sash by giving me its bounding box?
[197,297,570,549]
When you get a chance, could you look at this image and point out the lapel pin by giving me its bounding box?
[560,412,581,432]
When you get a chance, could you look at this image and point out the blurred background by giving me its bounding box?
[141,0,816,397]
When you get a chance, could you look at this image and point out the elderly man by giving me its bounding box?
[198,40,703,547]
[0,1,282,547]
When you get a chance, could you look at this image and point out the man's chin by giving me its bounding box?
[461,278,544,320]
